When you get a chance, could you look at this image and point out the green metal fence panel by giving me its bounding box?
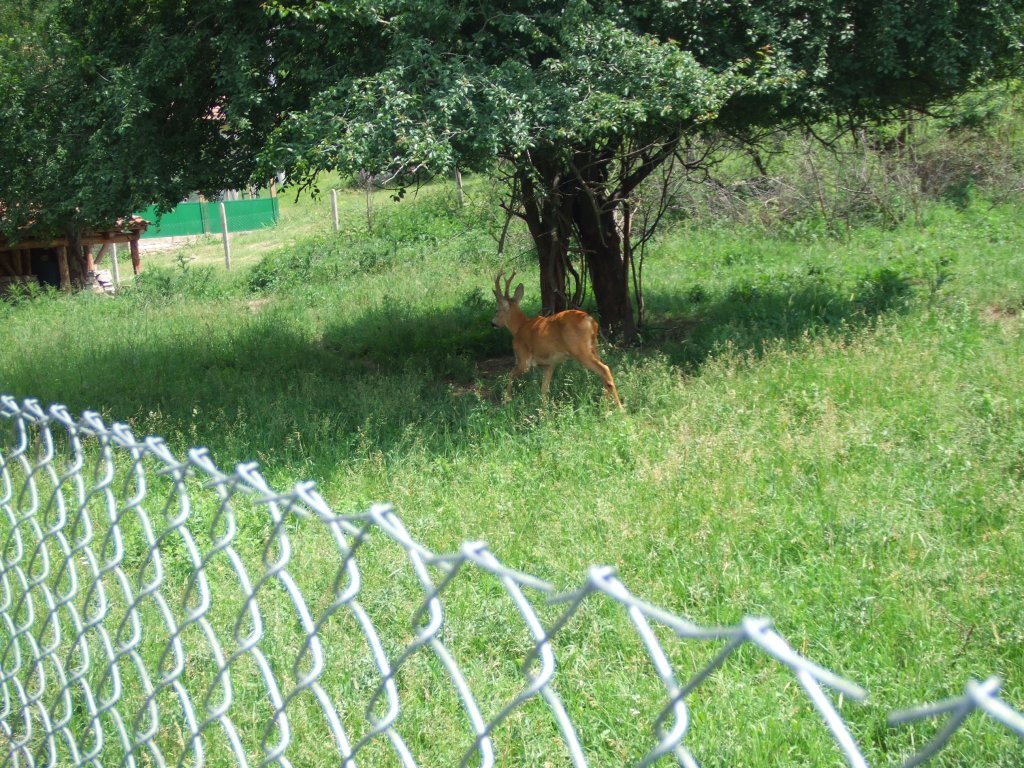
[137,202,208,238]
[138,198,278,238]
[222,197,279,232]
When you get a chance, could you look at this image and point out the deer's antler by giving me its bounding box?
[503,270,516,299]
[494,269,517,299]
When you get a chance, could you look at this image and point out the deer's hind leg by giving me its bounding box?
[579,345,623,409]
[540,364,556,400]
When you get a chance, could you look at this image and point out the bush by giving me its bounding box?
[639,81,1024,236]
[247,236,352,293]
[126,260,234,302]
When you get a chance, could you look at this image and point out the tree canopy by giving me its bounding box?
[2,0,1021,331]
[0,0,316,240]
[262,0,1023,338]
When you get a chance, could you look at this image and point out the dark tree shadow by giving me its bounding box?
[5,266,913,474]
[631,266,913,371]
[5,300,510,474]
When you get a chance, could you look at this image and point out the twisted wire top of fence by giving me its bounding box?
[0,395,1020,767]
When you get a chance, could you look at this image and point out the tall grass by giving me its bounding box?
[2,169,1023,765]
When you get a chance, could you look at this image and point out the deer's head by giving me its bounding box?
[491,270,524,329]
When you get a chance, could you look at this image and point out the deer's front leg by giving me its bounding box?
[505,357,531,401]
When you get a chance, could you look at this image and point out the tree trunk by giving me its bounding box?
[57,247,71,292]
[581,230,635,342]
[538,238,568,315]
[453,166,465,207]
[574,192,636,342]
[517,159,638,339]
[64,226,87,288]
[519,170,570,315]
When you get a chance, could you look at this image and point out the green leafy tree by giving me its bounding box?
[4,1,1020,315]
[263,0,1023,340]
[0,1,319,278]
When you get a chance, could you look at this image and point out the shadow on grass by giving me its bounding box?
[5,300,511,476]
[5,266,912,473]
[635,266,913,371]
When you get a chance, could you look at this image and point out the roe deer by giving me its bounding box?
[491,270,623,408]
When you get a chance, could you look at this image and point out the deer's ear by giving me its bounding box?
[512,283,524,304]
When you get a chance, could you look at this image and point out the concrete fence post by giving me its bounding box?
[220,201,231,270]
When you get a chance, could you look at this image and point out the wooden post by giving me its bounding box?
[84,244,96,275]
[130,237,141,275]
[331,189,340,232]
[365,182,374,234]
[454,166,465,207]
[219,202,231,270]
[58,246,71,291]
[111,243,121,286]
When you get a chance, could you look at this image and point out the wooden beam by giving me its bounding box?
[58,247,71,291]
[80,234,142,246]
[0,233,143,251]
[130,237,141,275]
[110,243,121,286]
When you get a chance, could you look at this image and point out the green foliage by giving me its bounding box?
[248,186,490,292]
[128,264,233,303]
[0,0,321,238]
[262,0,1024,181]
[246,236,347,292]
[632,81,1024,238]
[261,1,755,183]
[4,0,1021,334]
[257,0,1024,337]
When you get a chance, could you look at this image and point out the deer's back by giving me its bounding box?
[515,310,597,365]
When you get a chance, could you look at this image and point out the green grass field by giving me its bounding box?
[1,178,1022,766]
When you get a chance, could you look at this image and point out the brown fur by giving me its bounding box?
[491,271,623,408]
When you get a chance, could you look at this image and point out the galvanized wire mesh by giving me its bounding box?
[0,395,1021,767]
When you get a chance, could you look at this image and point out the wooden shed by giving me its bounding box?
[0,216,149,293]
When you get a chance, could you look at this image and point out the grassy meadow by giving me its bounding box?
[1,175,1023,766]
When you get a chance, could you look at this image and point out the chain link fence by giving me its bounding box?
[0,396,1021,767]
